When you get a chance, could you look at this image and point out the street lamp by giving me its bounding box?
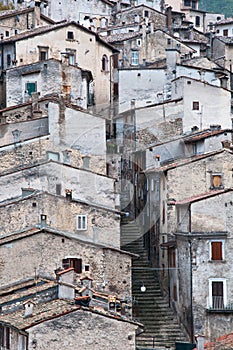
[140,282,146,293]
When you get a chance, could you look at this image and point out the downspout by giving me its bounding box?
[188,239,194,343]
[188,203,194,343]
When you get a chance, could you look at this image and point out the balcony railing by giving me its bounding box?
[207,297,233,311]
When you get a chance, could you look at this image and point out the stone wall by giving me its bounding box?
[28,308,137,350]
[0,230,132,300]
[0,192,121,248]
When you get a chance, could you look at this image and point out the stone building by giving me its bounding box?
[46,0,114,29]
[0,190,121,248]
[0,274,141,349]
[0,226,133,298]
[0,96,108,175]
[0,21,118,110]
[111,4,166,29]
[0,4,54,39]
[5,58,93,109]
[174,189,233,340]
[144,148,233,340]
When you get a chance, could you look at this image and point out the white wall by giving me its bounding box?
[118,68,166,113]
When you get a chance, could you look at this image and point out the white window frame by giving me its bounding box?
[209,239,225,261]
[208,278,227,308]
[131,51,139,65]
[76,215,87,230]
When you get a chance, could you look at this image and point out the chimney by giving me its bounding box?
[23,300,36,318]
[65,189,72,200]
[153,154,160,167]
[57,268,75,300]
[221,140,231,149]
[166,6,172,34]
[195,335,205,350]
[34,2,41,28]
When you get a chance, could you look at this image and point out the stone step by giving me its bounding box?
[120,225,187,348]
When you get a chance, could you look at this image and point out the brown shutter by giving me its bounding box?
[72,258,82,273]
[212,175,222,188]
[211,242,222,260]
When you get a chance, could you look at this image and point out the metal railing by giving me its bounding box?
[207,297,233,311]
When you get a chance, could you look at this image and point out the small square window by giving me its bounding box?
[67,31,74,40]
[76,215,87,230]
[211,174,223,189]
[192,101,199,110]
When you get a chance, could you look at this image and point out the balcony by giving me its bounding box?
[207,297,233,313]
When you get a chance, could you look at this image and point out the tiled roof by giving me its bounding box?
[174,189,233,205]
[195,331,233,350]
[0,278,57,305]
[0,20,118,52]
[146,149,229,173]
[103,31,140,43]
[183,129,233,143]
[0,298,80,330]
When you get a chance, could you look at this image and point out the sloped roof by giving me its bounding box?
[0,20,118,52]
[174,189,233,206]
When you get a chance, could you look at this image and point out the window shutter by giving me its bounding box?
[211,242,222,260]
[73,258,82,273]
[62,258,70,270]
[212,175,222,188]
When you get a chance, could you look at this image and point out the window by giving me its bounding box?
[6,54,11,67]
[5,31,9,37]
[0,325,10,349]
[38,46,48,61]
[209,279,227,309]
[102,54,108,71]
[47,151,59,161]
[62,258,82,273]
[184,0,191,6]
[210,240,224,261]
[192,101,199,110]
[195,16,200,27]
[26,82,37,96]
[144,10,149,17]
[67,31,74,40]
[131,51,139,65]
[211,173,223,189]
[223,29,228,37]
[169,248,176,267]
[162,201,165,225]
[76,215,87,230]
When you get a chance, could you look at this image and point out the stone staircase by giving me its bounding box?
[121,222,187,350]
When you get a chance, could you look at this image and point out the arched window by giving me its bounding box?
[102,54,108,71]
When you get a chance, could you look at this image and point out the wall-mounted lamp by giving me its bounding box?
[140,282,146,293]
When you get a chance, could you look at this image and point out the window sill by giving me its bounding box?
[208,260,226,263]
[101,70,110,73]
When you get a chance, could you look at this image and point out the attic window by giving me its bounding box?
[187,81,191,85]
[67,31,74,40]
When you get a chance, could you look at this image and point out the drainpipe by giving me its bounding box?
[188,203,194,342]
[188,239,194,343]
